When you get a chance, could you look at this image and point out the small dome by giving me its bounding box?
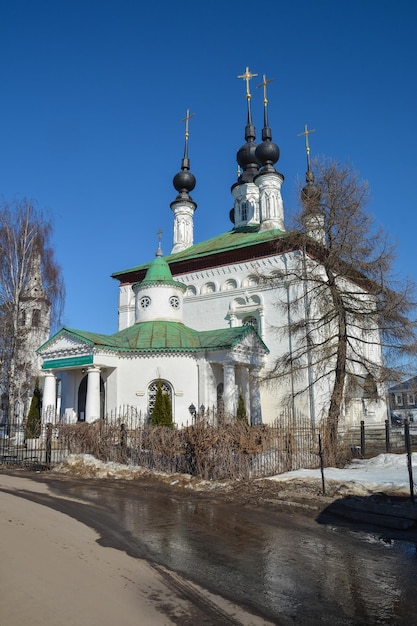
[142,257,174,284]
[301,170,321,212]
[255,140,280,170]
[236,141,259,183]
[173,169,196,195]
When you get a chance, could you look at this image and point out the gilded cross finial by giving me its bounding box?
[257,74,274,106]
[180,109,195,162]
[181,109,195,139]
[237,66,258,101]
[297,124,316,171]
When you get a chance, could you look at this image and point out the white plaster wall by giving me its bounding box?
[115,248,387,427]
[106,353,200,427]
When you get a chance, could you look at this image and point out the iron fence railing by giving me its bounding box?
[2,415,414,479]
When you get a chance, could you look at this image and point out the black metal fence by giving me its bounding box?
[3,415,411,479]
[341,419,417,458]
[0,415,325,479]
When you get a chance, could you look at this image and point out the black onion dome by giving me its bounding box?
[301,170,321,212]
[173,167,196,195]
[255,136,280,172]
[172,111,197,203]
[236,121,259,184]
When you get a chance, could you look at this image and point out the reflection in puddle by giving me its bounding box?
[63,482,417,625]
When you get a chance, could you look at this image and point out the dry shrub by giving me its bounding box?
[58,420,122,462]
[55,419,327,480]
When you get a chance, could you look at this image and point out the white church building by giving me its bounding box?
[38,70,387,429]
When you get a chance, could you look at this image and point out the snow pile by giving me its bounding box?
[56,454,149,479]
[268,453,417,497]
[55,452,417,497]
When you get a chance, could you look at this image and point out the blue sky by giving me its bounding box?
[0,0,416,335]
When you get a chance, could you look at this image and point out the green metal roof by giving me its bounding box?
[112,226,287,278]
[39,321,269,355]
[137,256,186,291]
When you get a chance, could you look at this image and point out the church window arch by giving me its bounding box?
[223,279,238,291]
[185,285,197,297]
[203,282,216,294]
[147,379,173,417]
[228,293,264,337]
[243,275,259,287]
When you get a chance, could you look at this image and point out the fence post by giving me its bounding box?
[360,420,365,458]
[45,423,52,466]
[318,433,326,495]
[404,418,414,503]
[385,419,390,453]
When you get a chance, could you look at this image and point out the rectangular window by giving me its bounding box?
[241,202,247,221]
[408,394,415,406]
[395,394,403,406]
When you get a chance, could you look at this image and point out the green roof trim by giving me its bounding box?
[41,321,269,355]
[112,226,287,278]
[43,355,93,370]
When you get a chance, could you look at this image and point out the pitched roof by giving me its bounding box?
[111,226,289,282]
[39,321,269,354]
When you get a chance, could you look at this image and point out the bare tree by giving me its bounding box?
[0,199,65,428]
[266,158,417,455]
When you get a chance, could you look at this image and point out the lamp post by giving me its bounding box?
[188,403,196,423]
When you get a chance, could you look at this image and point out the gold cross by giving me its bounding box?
[237,66,258,100]
[297,124,316,156]
[181,109,195,139]
[257,74,274,105]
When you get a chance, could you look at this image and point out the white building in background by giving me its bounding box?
[38,71,387,428]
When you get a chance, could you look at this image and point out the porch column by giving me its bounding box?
[229,310,238,327]
[250,367,262,425]
[42,370,56,423]
[223,363,236,419]
[85,366,101,422]
[240,366,251,423]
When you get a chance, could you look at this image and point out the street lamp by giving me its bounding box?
[188,403,196,421]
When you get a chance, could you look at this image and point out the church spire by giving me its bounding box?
[253,74,285,232]
[298,124,321,212]
[170,110,197,254]
[156,229,163,257]
[255,74,280,174]
[298,125,325,244]
[235,66,259,184]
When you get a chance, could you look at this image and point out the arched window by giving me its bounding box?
[32,309,41,328]
[148,379,173,416]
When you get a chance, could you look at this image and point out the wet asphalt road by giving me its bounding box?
[8,474,417,625]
